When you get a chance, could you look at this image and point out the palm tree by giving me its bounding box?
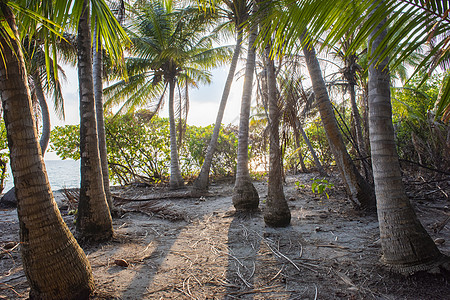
[104,0,232,190]
[0,2,94,298]
[255,1,374,208]
[367,6,447,275]
[262,0,450,273]
[193,0,251,192]
[24,38,67,156]
[300,33,375,209]
[277,56,327,175]
[76,0,113,241]
[232,19,259,211]
[93,25,114,211]
[257,0,291,226]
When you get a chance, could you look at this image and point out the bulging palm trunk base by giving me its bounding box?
[232,178,259,211]
[263,200,291,228]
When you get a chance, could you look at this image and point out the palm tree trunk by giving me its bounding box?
[349,80,372,182]
[77,0,113,241]
[33,72,50,155]
[296,119,326,176]
[368,12,446,274]
[263,45,291,227]
[0,4,93,299]
[193,31,243,192]
[232,26,259,211]
[293,125,307,172]
[301,32,375,209]
[93,23,114,212]
[168,77,184,189]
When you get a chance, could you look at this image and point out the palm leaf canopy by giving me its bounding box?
[104,0,233,114]
[252,0,450,121]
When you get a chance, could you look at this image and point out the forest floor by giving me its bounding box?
[0,169,449,299]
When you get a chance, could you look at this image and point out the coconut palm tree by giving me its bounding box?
[232,19,260,211]
[193,0,251,192]
[0,2,94,298]
[255,1,375,208]
[260,0,449,273]
[256,0,291,226]
[103,0,232,190]
[94,26,114,211]
[300,33,375,209]
[75,0,113,241]
[73,0,129,240]
[367,3,447,275]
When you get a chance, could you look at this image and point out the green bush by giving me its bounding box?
[50,110,239,185]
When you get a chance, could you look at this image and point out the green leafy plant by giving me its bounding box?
[295,181,306,189]
[311,178,334,199]
[50,110,239,186]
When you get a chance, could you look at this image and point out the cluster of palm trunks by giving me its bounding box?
[0,0,448,299]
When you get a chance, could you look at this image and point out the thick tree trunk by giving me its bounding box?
[263,46,291,227]
[368,13,446,274]
[0,5,93,299]
[77,0,113,241]
[33,72,50,155]
[301,33,375,209]
[168,78,184,189]
[232,27,259,211]
[193,32,243,192]
[93,24,114,212]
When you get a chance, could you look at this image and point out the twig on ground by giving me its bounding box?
[265,241,318,273]
[0,243,19,259]
[268,266,284,283]
[236,264,252,288]
[315,243,349,250]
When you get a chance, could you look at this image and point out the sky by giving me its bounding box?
[46,64,245,159]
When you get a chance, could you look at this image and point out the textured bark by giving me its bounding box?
[263,45,291,227]
[77,0,113,241]
[193,32,243,192]
[33,73,50,155]
[93,24,114,212]
[232,27,259,211]
[0,5,93,299]
[168,77,184,189]
[368,13,447,274]
[301,33,375,209]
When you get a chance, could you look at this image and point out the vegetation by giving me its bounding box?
[50,111,239,185]
[0,0,449,298]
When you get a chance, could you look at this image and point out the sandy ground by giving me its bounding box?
[1,172,449,299]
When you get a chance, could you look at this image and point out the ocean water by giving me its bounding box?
[3,160,80,192]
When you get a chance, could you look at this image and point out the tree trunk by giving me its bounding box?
[33,72,50,155]
[193,31,243,192]
[77,0,113,241]
[368,12,446,274]
[297,119,326,176]
[0,5,94,299]
[263,45,291,227]
[301,33,375,209]
[168,77,184,189]
[232,26,259,211]
[347,64,372,182]
[293,125,307,172]
[93,23,114,212]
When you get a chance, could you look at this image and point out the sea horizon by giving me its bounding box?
[3,159,81,193]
